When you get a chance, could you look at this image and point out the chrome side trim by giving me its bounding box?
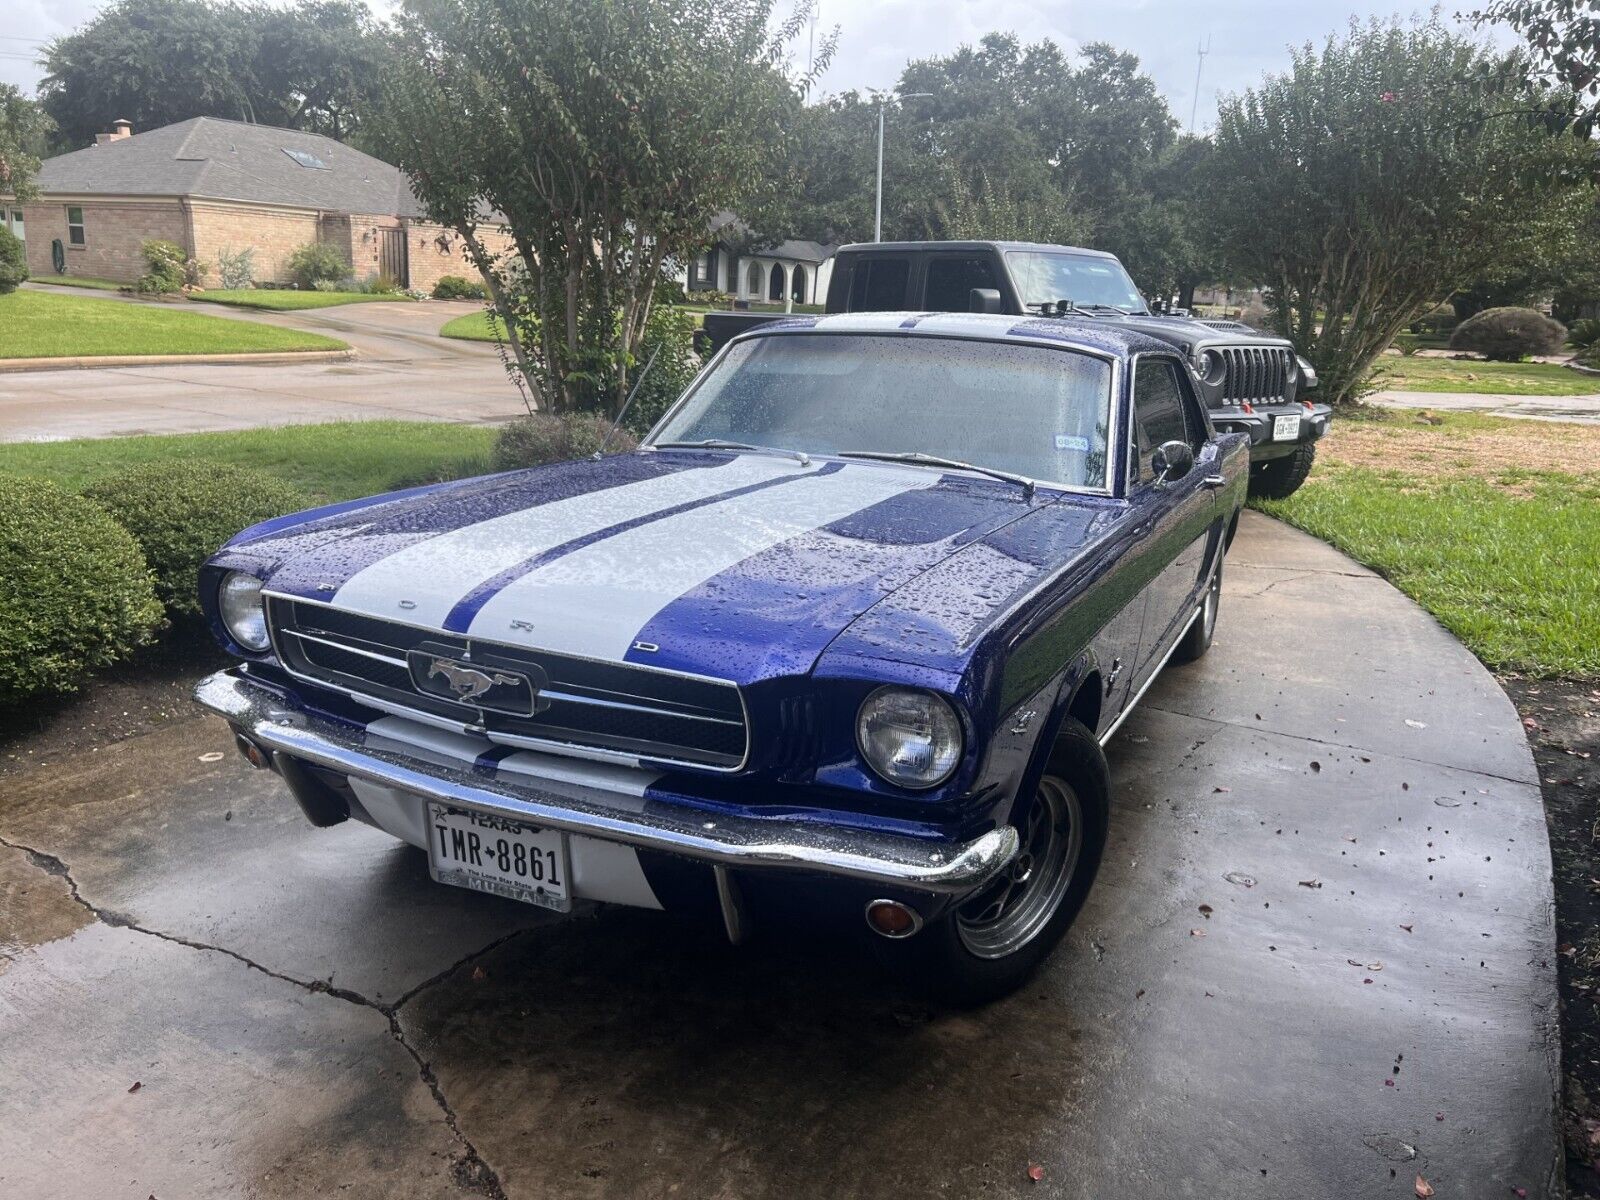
[1098,601,1202,748]
[195,670,1018,895]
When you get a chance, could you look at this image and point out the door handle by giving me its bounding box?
[1202,474,1227,489]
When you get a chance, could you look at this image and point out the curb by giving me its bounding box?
[0,349,354,373]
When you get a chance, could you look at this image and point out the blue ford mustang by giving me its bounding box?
[195,311,1248,1000]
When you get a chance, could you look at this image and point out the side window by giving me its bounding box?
[845,258,910,311]
[923,255,998,311]
[1132,358,1202,480]
[66,206,85,247]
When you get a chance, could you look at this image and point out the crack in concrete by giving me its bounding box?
[0,831,510,1199]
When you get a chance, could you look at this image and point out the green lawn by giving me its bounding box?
[1374,354,1597,396]
[30,275,126,291]
[1256,413,1600,678]
[0,421,496,505]
[0,290,347,358]
[192,289,415,312]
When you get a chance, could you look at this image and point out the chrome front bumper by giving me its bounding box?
[194,670,1017,895]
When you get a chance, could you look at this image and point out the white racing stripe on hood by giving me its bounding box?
[467,463,935,660]
[331,456,805,628]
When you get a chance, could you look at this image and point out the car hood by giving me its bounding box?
[224,450,1041,685]
[1062,310,1293,351]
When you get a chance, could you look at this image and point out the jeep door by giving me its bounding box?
[1126,355,1220,686]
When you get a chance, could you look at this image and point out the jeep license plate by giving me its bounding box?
[426,802,571,911]
[1272,414,1302,442]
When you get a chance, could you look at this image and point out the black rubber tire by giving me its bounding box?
[1171,559,1221,665]
[907,718,1110,1006]
[1248,441,1317,499]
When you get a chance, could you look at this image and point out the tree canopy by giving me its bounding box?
[1208,16,1593,404]
[365,0,829,414]
[1473,0,1600,127]
[0,84,54,202]
[38,0,383,150]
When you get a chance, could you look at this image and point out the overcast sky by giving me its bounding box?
[2,0,1511,134]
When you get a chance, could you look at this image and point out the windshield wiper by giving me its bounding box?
[840,450,1036,498]
[652,439,811,466]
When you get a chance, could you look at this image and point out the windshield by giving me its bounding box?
[1006,251,1147,313]
[651,334,1112,490]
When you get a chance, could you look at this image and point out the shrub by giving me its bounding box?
[1449,306,1567,362]
[366,272,401,295]
[0,226,28,294]
[433,274,487,300]
[624,303,700,436]
[490,413,637,472]
[217,245,255,290]
[1409,304,1457,337]
[311,278,343,292]
[136,238,188,294]
[1569,318,1600,350]
[0,477,164,706]
[286,241,348,290]
[85,462,307,616]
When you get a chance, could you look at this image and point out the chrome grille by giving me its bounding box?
[1217,346,1294,403]
[265,597,748,770]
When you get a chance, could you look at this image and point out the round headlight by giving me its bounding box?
[856,687,963,790]
[218,571,270,652]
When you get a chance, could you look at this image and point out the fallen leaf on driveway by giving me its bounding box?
[198,752,224,763]
[1299,878,1322,889]
[1198,904,1213,917]
[1367,962,1383,971]
[1189,928,1206,938]
[1405,719,1427,729]
[1400,924,1414,933]
[1027,1164,1045,1182]
[471,966,487,981]
[1213,786,1231,793]
[127,1081,142,1093]
[1415,1175,1434,1198]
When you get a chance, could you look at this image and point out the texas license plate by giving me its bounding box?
[426,802,571,911]
[1272,414,1302,442]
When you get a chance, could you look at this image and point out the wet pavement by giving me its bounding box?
[0,513,1558,1197]
[0,289,526,442]
[1373,387,1600,425]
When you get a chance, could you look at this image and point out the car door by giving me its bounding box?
[1127,354,1222,684]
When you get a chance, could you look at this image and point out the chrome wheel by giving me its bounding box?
[1201,566,1220,640]
[956,775,1082,960]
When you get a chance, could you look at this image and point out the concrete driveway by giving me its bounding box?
[0,514,1558,1198]
[1372,387,1600,426]
[0,290,527,442]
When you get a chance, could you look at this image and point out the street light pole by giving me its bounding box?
[874,93,932,244]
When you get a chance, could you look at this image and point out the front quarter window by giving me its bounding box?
[652,333,1113,490]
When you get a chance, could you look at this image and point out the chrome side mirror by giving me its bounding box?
[1152,440,1195,484]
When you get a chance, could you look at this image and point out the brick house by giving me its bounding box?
[0,117,511,292]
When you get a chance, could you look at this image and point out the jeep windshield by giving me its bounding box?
[1006,251,1148,315]
[649,333,1112,491]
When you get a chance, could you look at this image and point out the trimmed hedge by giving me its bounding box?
[0,226,26,294]
[491,413,637,472]
[432,274,486,300]
[1449,307,1567,362]
[286,241,348,290]
[85,462,307,616]
[0,477,164,705]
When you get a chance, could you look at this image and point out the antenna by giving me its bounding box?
[1188,36,1211,136]
[594,344,664,459]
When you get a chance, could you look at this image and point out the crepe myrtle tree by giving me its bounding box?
[367,0,832,415]
[0,85,53,203]
[1208,16,1594,406]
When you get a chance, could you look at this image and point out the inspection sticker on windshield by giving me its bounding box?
[1272,414,1301,442]
[1054,434,1090,452]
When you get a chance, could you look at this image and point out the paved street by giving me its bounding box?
[0,289,527,442]
[0,514,1559,1198]
[1372,387,1600,425]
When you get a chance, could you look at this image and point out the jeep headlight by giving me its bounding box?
[218,571,270,652]
[856,687,963,789]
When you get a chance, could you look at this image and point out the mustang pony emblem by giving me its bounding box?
[426,658,525,703]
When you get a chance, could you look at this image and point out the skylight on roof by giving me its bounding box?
[282,147,329,170]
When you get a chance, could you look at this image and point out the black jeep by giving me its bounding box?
[700,241,1332,499]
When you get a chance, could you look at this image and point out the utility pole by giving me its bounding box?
[1188,36,1211,136]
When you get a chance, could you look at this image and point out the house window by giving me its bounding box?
[8,210,22,243]
[691,250,713,290]
[66,206,85,246]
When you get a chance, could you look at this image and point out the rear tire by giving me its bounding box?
[1248,441,1317,499]
[1171,559,1221,665]
[907,718,1110,1005]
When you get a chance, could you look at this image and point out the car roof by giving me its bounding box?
[834,240,1121,260]
[732,311,1175,360]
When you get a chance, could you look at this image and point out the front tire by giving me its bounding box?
[912,718,1110,1004]
[1248,441,1316,499]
